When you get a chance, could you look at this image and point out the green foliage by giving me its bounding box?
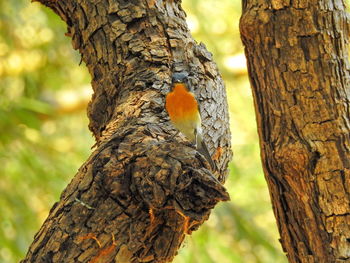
[0,0,287,262]
[0,1,93,262]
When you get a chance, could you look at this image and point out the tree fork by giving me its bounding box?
[23,0,232,262]
[240,0,350,262]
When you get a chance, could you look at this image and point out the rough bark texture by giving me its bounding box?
[22,0,231,262]
[240,0,350,262]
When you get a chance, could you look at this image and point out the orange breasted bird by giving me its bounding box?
[165,72,216,170]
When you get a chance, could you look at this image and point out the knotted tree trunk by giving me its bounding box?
[240,0,350,262]
[22,0,232,262]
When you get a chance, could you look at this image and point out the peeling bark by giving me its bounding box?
[240,0,350,262]
[22,0,231,262]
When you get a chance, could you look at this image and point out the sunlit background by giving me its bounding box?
[0,0,287,262]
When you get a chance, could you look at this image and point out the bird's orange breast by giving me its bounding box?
[165,84,199,122]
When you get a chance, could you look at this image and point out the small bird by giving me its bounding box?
[165,72,216,170]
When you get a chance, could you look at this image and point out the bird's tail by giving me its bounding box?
[196,134,217,171]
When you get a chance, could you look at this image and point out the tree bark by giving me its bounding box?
[240,0,350,262]
[22,0,231,262]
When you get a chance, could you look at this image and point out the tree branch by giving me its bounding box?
[23,0,232,262]
[240,0,350,262]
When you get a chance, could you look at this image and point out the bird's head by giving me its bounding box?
[171,72,190,92]
[172,72,189,84]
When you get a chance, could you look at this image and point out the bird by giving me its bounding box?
[165,72,216,171]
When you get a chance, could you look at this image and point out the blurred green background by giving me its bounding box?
[0,0,287,262]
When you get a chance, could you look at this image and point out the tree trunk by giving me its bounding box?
[22,0,231,262]
[240,0,350,262]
